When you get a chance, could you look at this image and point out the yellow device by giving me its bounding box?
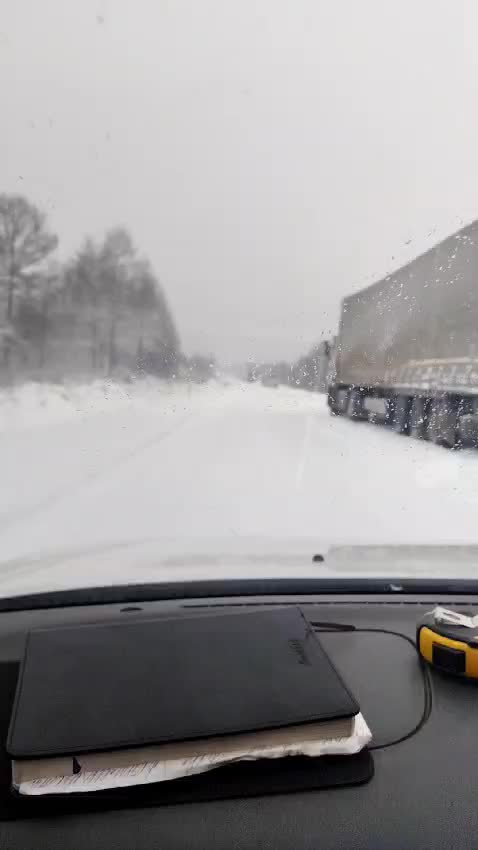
[417,613,478,679]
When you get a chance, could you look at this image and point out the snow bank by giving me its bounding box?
[0,377,229,433]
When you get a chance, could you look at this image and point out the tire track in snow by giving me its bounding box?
[0,410,196,535]
[294,412,315,490]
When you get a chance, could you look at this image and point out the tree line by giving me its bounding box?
[0,193,182,382]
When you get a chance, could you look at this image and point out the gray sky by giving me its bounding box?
[1,0,478,364]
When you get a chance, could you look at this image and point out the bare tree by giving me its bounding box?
[66,230,137,373]
[0,192,183,381]
[100,228,136,373]
[66,238,103,368]
[0,195,58,322]
[126,259,181,376]
[127,260,159,366]
[154,280,181,355]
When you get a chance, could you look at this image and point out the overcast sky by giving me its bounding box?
[1,0,478,364]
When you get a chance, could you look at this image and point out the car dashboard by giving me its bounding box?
[0,590,476,849]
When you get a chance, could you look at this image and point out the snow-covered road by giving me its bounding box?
[2,378,478,576]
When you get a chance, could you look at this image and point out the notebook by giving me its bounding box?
[8,607,360,772]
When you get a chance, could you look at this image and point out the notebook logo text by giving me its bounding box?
[288,639,311,666]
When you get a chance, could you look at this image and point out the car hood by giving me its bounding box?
[1,539,478,598]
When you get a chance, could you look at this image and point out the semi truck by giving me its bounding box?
[327,220,478,448]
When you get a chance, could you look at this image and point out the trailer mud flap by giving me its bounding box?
[409,397,429,440]
[332,388,349,415]
[392,395,411,434]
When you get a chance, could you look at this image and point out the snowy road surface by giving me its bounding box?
[2,378,478,582]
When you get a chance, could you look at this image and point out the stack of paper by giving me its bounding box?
[14,713,372,796]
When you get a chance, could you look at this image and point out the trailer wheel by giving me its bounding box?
[392,395,411,434]
[427,396,458,448]
[409,397,429,440]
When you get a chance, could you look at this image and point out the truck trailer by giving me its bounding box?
[327,220,478,448]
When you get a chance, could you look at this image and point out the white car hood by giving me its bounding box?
[0,539,478,599]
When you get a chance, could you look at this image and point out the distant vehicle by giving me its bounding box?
[327,221,478,448]
[247,364,261,382]
[261,373,279,388]
[288,341,333,393]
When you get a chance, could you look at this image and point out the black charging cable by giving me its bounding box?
[310,621,433,751]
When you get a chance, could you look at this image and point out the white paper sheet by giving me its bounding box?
[15,712,372,796]
[431,606,478,628]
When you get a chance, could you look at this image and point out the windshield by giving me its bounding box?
[1,1,478,598]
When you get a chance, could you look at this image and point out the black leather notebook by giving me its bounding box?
[7,606,359,759]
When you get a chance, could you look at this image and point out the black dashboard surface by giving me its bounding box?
[0,593,476,849]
